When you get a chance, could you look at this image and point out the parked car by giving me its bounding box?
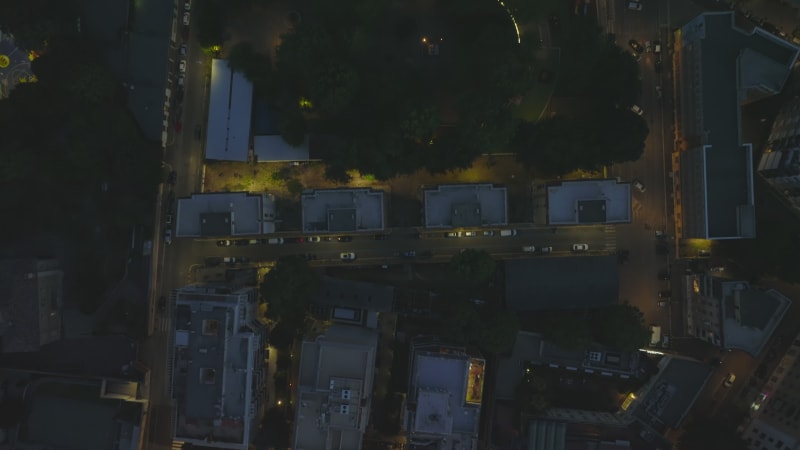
[500,229,517,237]
[217,240,231,247]
[522,245,536,253]
[445,231,460,238]
[402,251,416,258]
[307,236,321,243]
[464,231,477,237]
[629,39,644,53]
[572,243,589,252]
[194,125,202,140]
[655,230,666,238]
[419,250,433,259]
[177,75,185,86]
[482,230,495,237]
[540,246,553,253]
[374,234,389,240]
[710,266,725,273]
[168,170,178,185]
[658,290,672,298]
[337,236,352,242]
[182,12,190,26]
[630,104,644,116]
[235,239,249,246]
[653,40,662,54]
[698,249,712,257]
[184,0,191,11]
[165,214,173,224]
[179,44,187,56]
[658,271,671,280]
[340,252,356,261]
[158,296,167,312]
[633,179,646,192]
[657,300,667,307]
[627,1,642,10]
[654,58,663,73]
[304,253,317,261]
[268,238,284,245]
[164,228,172,245]
[723,373,736,388]
[179,60,186,73]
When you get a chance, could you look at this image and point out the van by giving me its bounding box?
[500,229,517,237]
[649,325,661,346]
[268,238,284,245]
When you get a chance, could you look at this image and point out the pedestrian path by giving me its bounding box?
[604,225,617,252]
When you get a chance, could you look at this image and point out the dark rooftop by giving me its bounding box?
[504,256,619,311]
[633,357,712,430]
[577,200,608,224]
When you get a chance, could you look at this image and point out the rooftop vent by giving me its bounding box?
[341,389,351,400]
[340,404,350,414]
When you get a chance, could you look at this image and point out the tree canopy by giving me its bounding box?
[678,419,748,450]
[259,255,321,322]
[590,304,651,351]
[449,249,497,285]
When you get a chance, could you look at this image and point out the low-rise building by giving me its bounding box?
[301,188,385,233]
[757,94,800,215]
[293,324,379,450]
[175,192,276,237]
[685,275,790,356]
[0,258,63,354]
[171,285,267,449]
[206,58,253,162]
[547,179,632,225]
[423,184,508,228]
[406,337,484,450]
[308,276,395,329]
[740,330,800,450]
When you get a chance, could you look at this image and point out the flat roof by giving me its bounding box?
[504,256,619,311]
[295,325,378,450]
[311,276,395,311]
[173,286,262,447]
[205,59,253,162]
[678,12,799,238]
[424,184,508,228]
[547,180,631,225]
[633,357,712,430]
[721,284,791,356]
[301,189,385,233]
[253,135,310,162]
[176,192,270,237]
[411,351,482,437]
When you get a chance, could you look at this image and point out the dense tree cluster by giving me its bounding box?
[535,303,650,352]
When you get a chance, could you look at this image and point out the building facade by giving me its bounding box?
[758,94,800,215]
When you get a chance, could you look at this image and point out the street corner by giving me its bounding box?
[0,34,36,98]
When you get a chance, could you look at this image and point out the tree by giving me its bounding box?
[513,117,587,175]
[481,311,520,354]
[516,370,552,414]
[591,304,651,351]
[538,312,592,350]
[280,111,308,147]
[310,61,360,114]
[678,419,748,450]
[65,63,116,105]
[259,255,321,321]
[450,249,497,284]
[195,0,226,48]
[591,107,649,165]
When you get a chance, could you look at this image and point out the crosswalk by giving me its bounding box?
[604,225,617,252]
[157,317,172,333]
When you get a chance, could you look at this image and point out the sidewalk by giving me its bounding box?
[733,0,800,38]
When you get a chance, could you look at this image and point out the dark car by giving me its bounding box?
[216,239,231,247]
[658,271,671,280]
[158,296,167,312]
[654,57,663,73]
[658,290,672,298]
[337,236,352,242]
[304,253,317,261]
[205,257,223,266]
[194,125,202,140]
[235,240,249,246]
[401,251,416,258]
[168,170,178,185]
[374,234,389,240]
[629,39,644,53]
[419,250,433,259]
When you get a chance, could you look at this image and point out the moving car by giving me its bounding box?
[633,179,646,192]
[340,252,356,261]
[629,39,644,53]
[630,104,644,116]
[522,245,536,253]
[165,214,173,224]
[723,373,736,388]
[572,243,589,252]
[164,228,172,245]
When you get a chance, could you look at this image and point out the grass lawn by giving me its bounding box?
[513,48,560,122]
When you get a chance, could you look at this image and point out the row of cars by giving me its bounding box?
[216,235,357,246]
[444,229,517,238]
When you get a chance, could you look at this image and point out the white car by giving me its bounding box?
[522,245,536,253]
[340,252,356,261]
[539,246,553,253]
[627,1,642,11]
[464,231,477,237]
[179,60,186,73]
[182,12,190,26]
[307,236,321,243]
[572,243,589,252]
[184,0,191,11]
[630,104,644,115]
[633,179,646,193]
[164,228,173,245]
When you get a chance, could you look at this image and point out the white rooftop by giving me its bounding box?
[205,59,253,162]
[423,184,508,228]
[547,179,632,225]
[253,135,310,162]
[301,189,385,233]
[175,192,275,237]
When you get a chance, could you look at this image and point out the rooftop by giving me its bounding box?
[408,340,483,449]
[175,192,275,237]
[547,180,632,225]
[0,259,62,353]
[294,324,378,450]
[504,256,619,311]
[423,184,508,228]
[719,282,791,356]
[206,59,253,162]
[677,12,799,238]
[172,285,264,448]
[308,277,395,328]
[301,189,385,233]
[253,135,310,162]
[631,356,712,430]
